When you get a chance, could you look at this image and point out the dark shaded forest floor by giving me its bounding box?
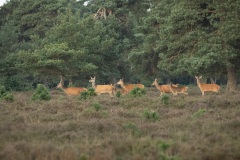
[0,86,240,160]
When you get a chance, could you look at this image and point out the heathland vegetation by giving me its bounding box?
[0,87,240,160]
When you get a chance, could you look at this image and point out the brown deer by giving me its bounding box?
[151,78,179,96]
[195,76,220,96]
[89,76,115,96]
[117,79,144,93]
[168,83,188,95]
[56,76,87,95]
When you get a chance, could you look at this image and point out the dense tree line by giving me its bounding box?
[0,0,239,91]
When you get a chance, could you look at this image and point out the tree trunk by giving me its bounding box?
[226,65,237,92]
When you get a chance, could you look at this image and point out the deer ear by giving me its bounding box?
[199,76,202,79]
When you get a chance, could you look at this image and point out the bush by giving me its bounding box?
[130,87,146,97]
[0,86,14,102]
[143,109,159,121]
[2,93,14,102]
[123,123,141,137]
[0,86,7,96]
[32,84,51,101]
[115,91,121,98]
[192,108,207,119]
[161,94,170,105]
[79,88,97,100]
[158,141,180,160]
[92,102,102,112]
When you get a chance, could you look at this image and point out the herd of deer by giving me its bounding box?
[56,76,220,97]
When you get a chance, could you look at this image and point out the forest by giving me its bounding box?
[0,0,239,91]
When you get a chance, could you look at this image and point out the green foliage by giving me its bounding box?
[143,109,159,121]
[79,88,97,100]
[2,93,14,102]
[0,86,7,96]
[192,109,207,119]
[80,154,89,160]
[1,0,240,91]
[0,86,14,102]
[115,91,121,98]
[129,87,146,97]
[161,94,170,105]
[92,102,102,112]
[158,141,180,160]
[123,123,141,137]
[32,84,51,101]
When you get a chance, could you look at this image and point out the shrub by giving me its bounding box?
[32,84,51,101]
[0,86,14,102]
[115,91,121,98]
[123,123,141,137]
[143,109,159,121]
[0,86,7,96]
[158,141,180,160]
[130,87,146,97]
[92,102,102,111]
[161,94,170,105]
[192,108,207,119]
[2,93,14,102]
[79,88,96,100]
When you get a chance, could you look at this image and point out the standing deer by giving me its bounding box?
[195,76,220,96]
[56,76,87,96]
[89,76,115,96]
[151,78,178,96]
[117,79,144,93]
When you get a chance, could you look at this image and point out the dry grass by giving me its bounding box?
[0,86,240,160]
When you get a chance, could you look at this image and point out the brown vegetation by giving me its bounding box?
[0,86,240,160]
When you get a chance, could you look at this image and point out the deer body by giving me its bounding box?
[89,77,115,96]
[115,88,128,95]
[117,79,144,93]
[56,81,87,96]
[151,79,179,96]
[168,84,188,95]
[195,76,220,96]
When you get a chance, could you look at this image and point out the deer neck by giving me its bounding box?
[91,80,96,88]
[120,82,128,91]
[154,81,160,88]
[196,80,202,88]
[57,83,66,92]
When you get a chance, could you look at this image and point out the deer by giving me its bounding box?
[195,76,220,96]
[115,88,128,95]
[89,76,115,96]
[151,78,179,96]
[117,79,144,93]
[168,83,188,95]
[56,76,87,96]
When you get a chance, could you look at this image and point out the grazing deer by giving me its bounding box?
[195,76,220,96]
[168,83,188,95]
[56,76,87,96]
[151,78,179,96]
[89,76,115,96]
[117,79,144,93]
